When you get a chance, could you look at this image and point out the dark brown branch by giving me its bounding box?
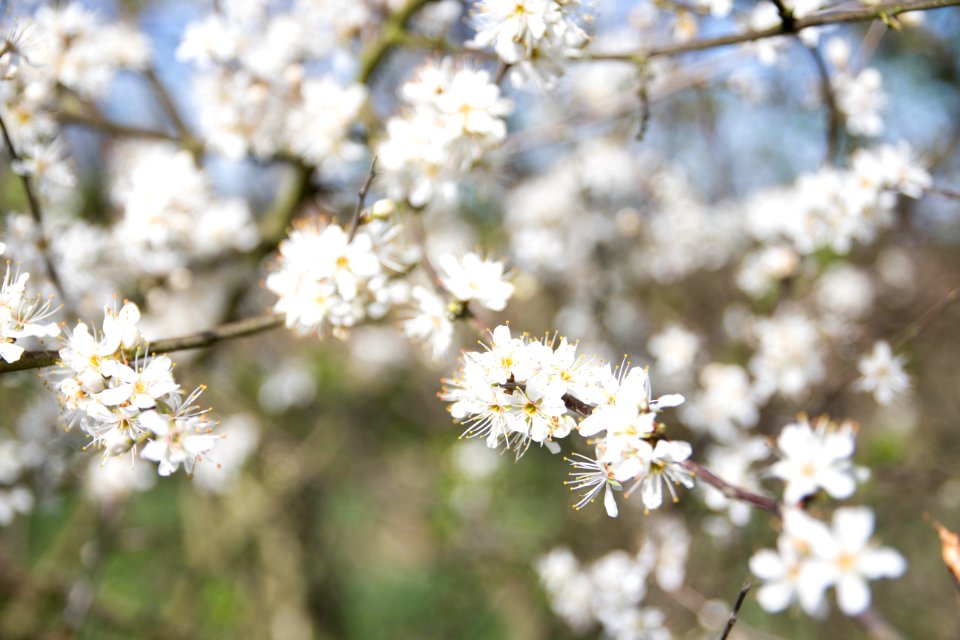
[720,579,753,640]
[683,460,782,515]
[0,313,284,374]
[578,0,960,62]
[0,112,68,304]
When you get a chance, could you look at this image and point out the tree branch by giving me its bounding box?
[803,41,842,164]
[683,460,782,516]
[0,313,284,374]
[577,0,960,62]
[357,0,438,84]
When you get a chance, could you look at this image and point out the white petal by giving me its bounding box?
[749,549,786,580]
[859,547,906,579]
[603,485,619,518]
[832,507,874,551]
[756,582,794,612]
[836,575,871,615]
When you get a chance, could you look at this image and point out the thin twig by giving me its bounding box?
[892,286,960,350]
[494,61,511,85]
[803,41,842,164]
[855,608,906,640]
[926,185,960,200]
[142,66,193,144]
[720,579,753,640]
[56,109,183,144]
[348,157,378,241]
[683,461,782,515]
[0,313,284,374]
[0,112,68,305]
[851,20,888,73]
[577,0,960,62]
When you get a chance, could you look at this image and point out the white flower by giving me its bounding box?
[834,67,886,138]
[631,440,695,511]
[749,309,825,400]
[377,59,512,207]
[403,286,454,359]
[770,416,858,505]
[565,453,621,517]
[813,507,907,615]
[96,355,179,410]
[442,355,518,450]
[647,324,700,377]
[0,264,60,364]
[438,252,514,311]
[266,219,384,336]
[139,402,217,477]
[468,0,556,64]
[851,142,932,200]
[283,78,366,168]
[751,507,906,617]
[856,341,910,406]
[505,379,569,450]
[680,363,759,442]
[750,508,835,615]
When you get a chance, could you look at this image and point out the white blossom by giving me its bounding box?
[770,416,858,505]
[856,341,910,406]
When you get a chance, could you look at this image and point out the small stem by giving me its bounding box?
[143,67,193,145]
[348,157,378,242]
[720,579,753,640]
[803,41,842,164]
[926,185,960,200]
[683,460,782,515]
[56,109,184,144]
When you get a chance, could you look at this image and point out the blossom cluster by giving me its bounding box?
[176,1,367,164]
[742,143,931,258]
[51,302,218,476]
[441,325,691,517]
[378,58,513,208]
[109,143,259,274]
[468,0,589,85]
[536,519,688,639]
[266,218,400,338]
[1,4,148,195]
